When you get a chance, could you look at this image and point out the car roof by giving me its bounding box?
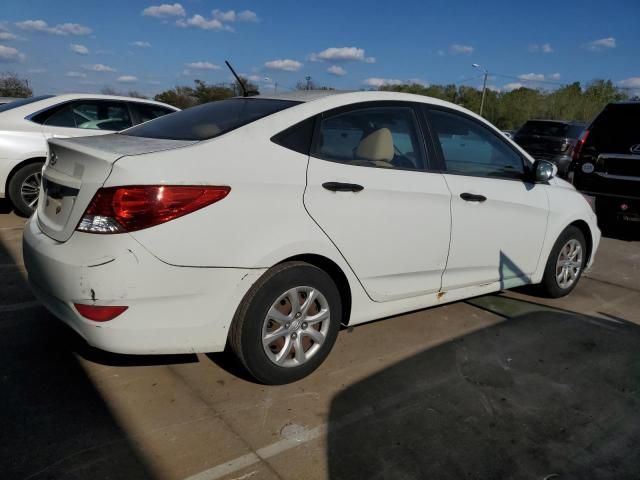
[251,90,353,103]
[47,93,178,109]
[526,119,586,125]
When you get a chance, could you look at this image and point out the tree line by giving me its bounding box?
[1,70,633,130]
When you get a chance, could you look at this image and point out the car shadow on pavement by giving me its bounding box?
[0,236,158,480]
[327,295,640,480]
[600,222,640,242]
[0,198,13,214]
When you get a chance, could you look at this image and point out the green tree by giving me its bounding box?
[0,71,33,97]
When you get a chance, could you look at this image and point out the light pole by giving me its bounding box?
[472,63,488,117]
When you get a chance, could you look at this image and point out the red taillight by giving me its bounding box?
[77,185,230,233]
[74,304,128,322]
[572,129,590,161]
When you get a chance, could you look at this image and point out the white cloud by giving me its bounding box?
[131,41,151,48]
[212,9,237,22]
[549,72,561,80]
[327,65,346,76]
[185,61,220,70]
[142,3,185,17]
[503,82,524,91]
[0,44,25,62]
[264,59,302,71]
[310,47,375,63]
[66,71,86,78]
[448,44,474,55]
[408,78,429,87]
[529,43,553,53]
[15,20,92,35]
[0,31,16,40]
[83,63,116,72]
[363,78,404,88]
[70,43,89,55]
[176,14,232,31]
[437,49,445,56]
[117,75,138,83]
[486,85,501,92]
[237,10,259,22]
[585,37,616,51]
[518,73,545,81]
[618,77,640,88]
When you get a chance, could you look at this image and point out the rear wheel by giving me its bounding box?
[229,261,342,384]
[7,162,44,217]
[539,226,587,298]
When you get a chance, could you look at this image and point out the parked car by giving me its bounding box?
[0,94,178,216]
[23,91,600,384]
[0,97,18,105]
[513,120,586,177]
[570,101,640,228]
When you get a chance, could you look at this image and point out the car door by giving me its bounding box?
[40,99,133,139]
[304,102,452,302]
[424,106,549,290]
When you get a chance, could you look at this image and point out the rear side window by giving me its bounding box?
[518,121,573,137]
[130,102,176,124]
[312,106,425,170]
[271,118,315,155]
[39,100,132,131]
[123,98,300,141]
[587,103,640,153]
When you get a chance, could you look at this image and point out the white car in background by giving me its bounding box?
[23,91,600,384]
[0,94,178,215]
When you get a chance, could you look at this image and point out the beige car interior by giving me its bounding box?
[353,128,395,168]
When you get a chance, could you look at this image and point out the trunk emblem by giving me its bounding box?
[631,144,640,154]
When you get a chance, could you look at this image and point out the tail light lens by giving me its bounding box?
[75,303,128,321]
[77,185,230,234]
[572,129,590,161]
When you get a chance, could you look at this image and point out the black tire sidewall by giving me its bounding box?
[541,226,587,298]
[8,162,43,217]
[239,264,342,385]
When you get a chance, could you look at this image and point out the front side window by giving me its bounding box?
[428,108,525,180]
[313,106,425,170]
[43,100,132,131]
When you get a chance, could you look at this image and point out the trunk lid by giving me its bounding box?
[514,134,573,160]
[37,134,196,242]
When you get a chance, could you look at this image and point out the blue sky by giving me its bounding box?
[1,0,639,96]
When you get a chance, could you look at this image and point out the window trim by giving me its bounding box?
[423,105,533,182]
[309,101,432,173]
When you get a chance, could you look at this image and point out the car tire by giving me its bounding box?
[7,162,44,217]
[229,261,342,385]
[539,226,587,298]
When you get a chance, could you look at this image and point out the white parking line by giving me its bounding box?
[0,300,40,313]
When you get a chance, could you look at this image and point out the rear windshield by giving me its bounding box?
[587,103,640,152]
[122,98,300,141]
[518,121,584,138]
[0,95,54,113]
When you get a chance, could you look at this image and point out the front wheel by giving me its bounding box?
[539,226,587,298]
[229,261,342,384]
[7,162,44,217]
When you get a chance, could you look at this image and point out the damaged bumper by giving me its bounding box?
[23,215,265,354]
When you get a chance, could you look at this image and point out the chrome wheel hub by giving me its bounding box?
[20,171,42,210]
[555,239,583,289]
[262,286,330,368]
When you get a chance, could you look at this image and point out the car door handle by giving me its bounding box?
[460,192,487,202]
[322,182,364,192]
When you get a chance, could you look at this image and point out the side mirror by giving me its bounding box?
[534,159,557,182]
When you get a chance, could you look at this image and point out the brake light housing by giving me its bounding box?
[77,185,230,234]
[572,129,590,161]
[74,304,128,322]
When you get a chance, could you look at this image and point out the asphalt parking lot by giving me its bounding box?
[1,202,639,480]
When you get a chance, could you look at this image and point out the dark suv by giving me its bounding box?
[513,120,586,177]
[570,102,640,227]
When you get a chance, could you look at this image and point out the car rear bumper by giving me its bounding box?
[23,215,266,354]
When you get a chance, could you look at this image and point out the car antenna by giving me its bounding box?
[225,60,259,97]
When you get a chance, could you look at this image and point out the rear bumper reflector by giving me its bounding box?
[74,303,128,322]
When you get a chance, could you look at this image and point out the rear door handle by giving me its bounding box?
[322,182,364,192]
[460,192,487,202]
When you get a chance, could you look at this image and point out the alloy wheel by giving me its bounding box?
[555,239,583,289]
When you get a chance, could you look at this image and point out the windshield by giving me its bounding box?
[0,95,54,113]
[122,98,300,141]
[518,121,584,138]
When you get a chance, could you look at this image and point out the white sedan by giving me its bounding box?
[0,94,178,216]
[23,91,600,384]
